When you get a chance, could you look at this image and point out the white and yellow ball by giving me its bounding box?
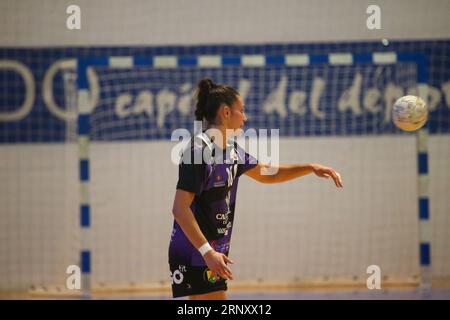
[392,95,428,131]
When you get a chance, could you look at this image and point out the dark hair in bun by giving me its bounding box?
[195,78,239,123]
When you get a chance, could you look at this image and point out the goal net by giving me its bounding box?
[71,54,424,291]
[2,49,449,297]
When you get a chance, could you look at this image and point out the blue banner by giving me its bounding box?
[0,41,449,143]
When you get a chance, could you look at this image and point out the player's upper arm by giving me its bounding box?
[172,188,195,216]
[244,163,273,183]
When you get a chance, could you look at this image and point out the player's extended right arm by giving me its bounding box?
[172,189,234,280]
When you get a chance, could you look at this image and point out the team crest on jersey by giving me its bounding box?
[203,269,221,284]
[213,175,226,187]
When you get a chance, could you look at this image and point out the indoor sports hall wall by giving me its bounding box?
[0,0,449,294]
[2,0,450,45]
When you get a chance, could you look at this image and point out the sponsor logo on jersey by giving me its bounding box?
[170,265,186,285]
[217,227,229,236]
[216,213,229,221]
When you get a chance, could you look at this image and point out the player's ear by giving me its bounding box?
[220,104,230,119]
[224,105,231,118]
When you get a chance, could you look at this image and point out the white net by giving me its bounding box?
[2,50,449,296]
[72,61,423,289]
[0,61,79,296]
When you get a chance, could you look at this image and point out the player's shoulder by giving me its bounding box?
[179,132,214,165]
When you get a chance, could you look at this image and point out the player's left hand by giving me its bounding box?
[310,164,343,188]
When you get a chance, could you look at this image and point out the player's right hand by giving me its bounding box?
[203,250,234,280]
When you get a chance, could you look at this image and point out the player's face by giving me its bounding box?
[227,95,247,131]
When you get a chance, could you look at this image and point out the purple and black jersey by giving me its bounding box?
[169,133,258,266]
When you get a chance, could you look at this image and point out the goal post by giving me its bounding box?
[75,51,430,296]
